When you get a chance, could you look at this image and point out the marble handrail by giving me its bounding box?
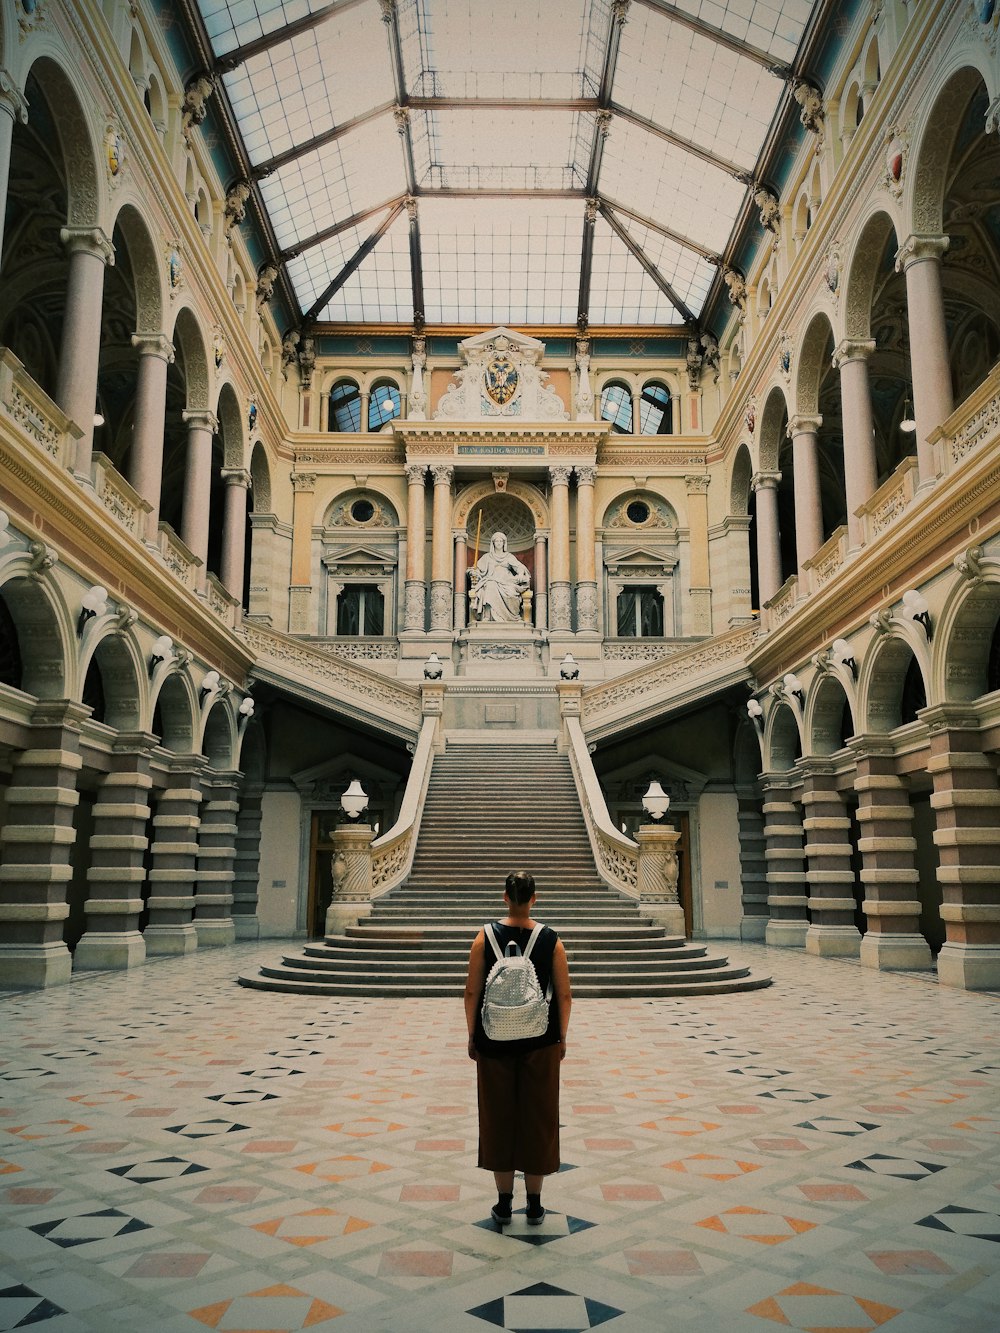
[370,714,438,898]
[564,714,638,898]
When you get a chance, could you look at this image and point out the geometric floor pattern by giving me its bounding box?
[1,941,999,1331]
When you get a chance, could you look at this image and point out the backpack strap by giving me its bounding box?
[484,923,504,962]
[522,923,554,1002]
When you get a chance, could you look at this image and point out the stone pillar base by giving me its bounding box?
[740,917,768,942]
[0,943,72,988]
[860,931,932,971]
[74,931,146,971]
[143,924,198,955]
[234,915,260,941]
[937,941,1000,991]
[765,920,809,948]
[642,902,686,936]
[325,901,372,936]
[805,924,861,957]
[194,920,236,948]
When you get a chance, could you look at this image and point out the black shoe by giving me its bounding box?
[525,1194,545,1226]
[491,1193,513,1228]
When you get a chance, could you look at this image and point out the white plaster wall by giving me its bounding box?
[257,790,305,936]
[696,792,744,937]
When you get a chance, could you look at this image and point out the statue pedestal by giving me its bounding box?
[636,823,686,937]
[456,622,546,677]
[324,823,374,937]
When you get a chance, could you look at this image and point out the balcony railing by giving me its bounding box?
[0,348,80,467]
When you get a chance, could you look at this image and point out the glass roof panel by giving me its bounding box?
[258,117,405,250]
[418,197,583,325]
[589,216,683,325]
[416,109,588,191]
[599,117,745,256]
[285,223,371,313]
[198,0,331,59]
[222,6,394,165]
[666,0,814,65]
[614,7,781,169]
[312,215,414,323]
[604,213,716,315]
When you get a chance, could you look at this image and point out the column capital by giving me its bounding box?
[431,463,454,485]
[549,464,572,486]
[0,69,28,124]
[221,468,251,488]
[894,233,949,272]
[182,408,219,433]
[787,413,822,437]
[751,470,781,492]
[405,462,427,486]
[832,338,875,369]
[576,464,597,486]
[131,332,175,363]
[685,473,711,494]
[59,225,115,265]
[291,471,317,493]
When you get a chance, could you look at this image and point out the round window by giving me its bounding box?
[351,499,375,523]
[626,499,650,524]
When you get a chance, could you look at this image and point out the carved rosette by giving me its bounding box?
[576,582,599,631]
[550,582,573,631]
[404,581,426,631]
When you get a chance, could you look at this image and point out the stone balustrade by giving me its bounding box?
[0,347,80,468]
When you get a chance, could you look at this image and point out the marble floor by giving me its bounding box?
[1,942,999,1332]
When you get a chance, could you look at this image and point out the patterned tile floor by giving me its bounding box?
[1,942,999,1332]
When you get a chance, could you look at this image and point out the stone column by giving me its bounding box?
[635,822,685,935]
[220,468,250,600]
[895,234,952,486]
[359,390,370,432]
[128,334,174,541]
[326,821,375,934]
[631,388,642,434]
[180,409,218,574]
[144,759,203,955]
[851,741,930,971]
[0,702,86,988]
[925,707,1000,990]
[787,414,824,575]
[247,513,276,623]
[737,789,768,941]
[289,471,316,633]
[193,769,239,947]
[453,529,467,630]
[762,776,809,947]
[232,783,263,940]
[833,339,878,548]
[800,763,861,956]
[0,71,29,272]
[403,463,427,631]
[534,532,549,631]
[75,737,155,971]
[429,463,454,631]
[751,471,782,607]
[685,474,712,634]
[575,464,598,632]
[56,226,115,478]
[549,465,573,631]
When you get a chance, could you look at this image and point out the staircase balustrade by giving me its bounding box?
[370,714,438,898]
[564,714,638,898]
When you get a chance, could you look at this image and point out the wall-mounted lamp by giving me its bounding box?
[149,634,174,677]
[200,669,220,701]
[782,672,805,703]
[830,637,857,677]
[382,397,394,414]
[341,779,369,820]
[899,398,916,433]
[560,652,580,680]
[238,696,255,718]
[746,698,763,720]
[93,412,105,428]
[642,779,671,821]
[901,588,932,640]
[77,584,108,636]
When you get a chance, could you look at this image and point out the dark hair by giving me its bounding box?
[505,870,535,904]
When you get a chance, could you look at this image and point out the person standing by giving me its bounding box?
[464,869,572,1227]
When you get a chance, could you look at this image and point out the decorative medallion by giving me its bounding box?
[745,402,756,436]
[105,124,125,182]
[213,328,225,370]
[824,243,841,297]
[778,333,792,381]
[166,244,183,296]
[17,0,45,36]
[247,400,258,433]
[484,355,519,407]
[883,127,906,198]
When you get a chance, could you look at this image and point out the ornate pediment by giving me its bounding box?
[605,547,679,578]
[434,327,569,423]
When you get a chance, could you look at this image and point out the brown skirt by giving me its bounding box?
[476,1044,561,1176]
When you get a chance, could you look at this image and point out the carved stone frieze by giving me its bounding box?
[434,327,569,422]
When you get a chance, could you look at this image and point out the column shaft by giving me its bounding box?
[181,411,216,570]
[835,342,879,548]
[220,470,250,599]
[128,336,172,538]
[289,473,316,633]
[751,472,782,606]
[897,236,952,485]
[453,531,467,631]
[0,73,28,271]
[404,464,427,631]
[56,228,114,478]
[549,467,572,631]
[575,465,598,632]
[685,474,712,634]
[788,416,824,573]
[534,534,548,631]
[429,465,453,631]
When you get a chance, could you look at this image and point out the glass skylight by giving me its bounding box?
[199,0,332,59]
[589,217,683,325]
[667,0,813,64]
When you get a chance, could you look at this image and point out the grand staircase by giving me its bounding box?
[239,738,771,998]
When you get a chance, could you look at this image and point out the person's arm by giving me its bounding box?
[551,939,572,1060]
[464,930,487,1060]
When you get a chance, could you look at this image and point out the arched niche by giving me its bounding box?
[808,673,855,756]
[729,444,753,516]
[320,488,401,637]
[911,65,989,237]
[862,635,928,732]
[80,631,143,731]
[237,717,266,779]
[23,57,100,228]
[939,577,1000,703]
[202,701,236,769]
[151,672,197,753]
[843,210,898,341]
[454,479,548,535]
[216,380,245,469]
[0,572,68,699]
[758,385,789,472]
[765,701,802,771]
[601,491,679,639]
[170,306,210,411]
[111,202,163,334]
[250,441,272,512]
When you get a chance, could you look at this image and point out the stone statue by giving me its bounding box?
[181,75,214,140]
[469,532,530,624]
[224,179,251,236]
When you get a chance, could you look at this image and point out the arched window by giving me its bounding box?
[600,382,632,433]
[617,587,664,638]
[329,379,361,432]
[369,381,400,430]
[337,585,385,636]
[639,382,672,435]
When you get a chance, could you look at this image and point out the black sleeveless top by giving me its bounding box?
[473,921,561,1056]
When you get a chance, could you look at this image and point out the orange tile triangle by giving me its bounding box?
[305,1297,345,1324]
[745,1296,791,1324]
[696,1215,726,1232]
[253,1218,282,1236]
[784,1282,834,1296]
[788,1217,818,1234]
[345,1216,373,1233]
[188,1298,230,1327]
[856,1295,903,1324]
[252,1284,304,1297]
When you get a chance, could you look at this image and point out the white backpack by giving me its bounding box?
[481,923,553,1042]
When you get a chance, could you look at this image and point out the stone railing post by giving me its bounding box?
[635,822,685,935]
[325,822,376,935]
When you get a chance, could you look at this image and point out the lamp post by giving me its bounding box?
[326,779,375,937]
[635,779,684,936]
